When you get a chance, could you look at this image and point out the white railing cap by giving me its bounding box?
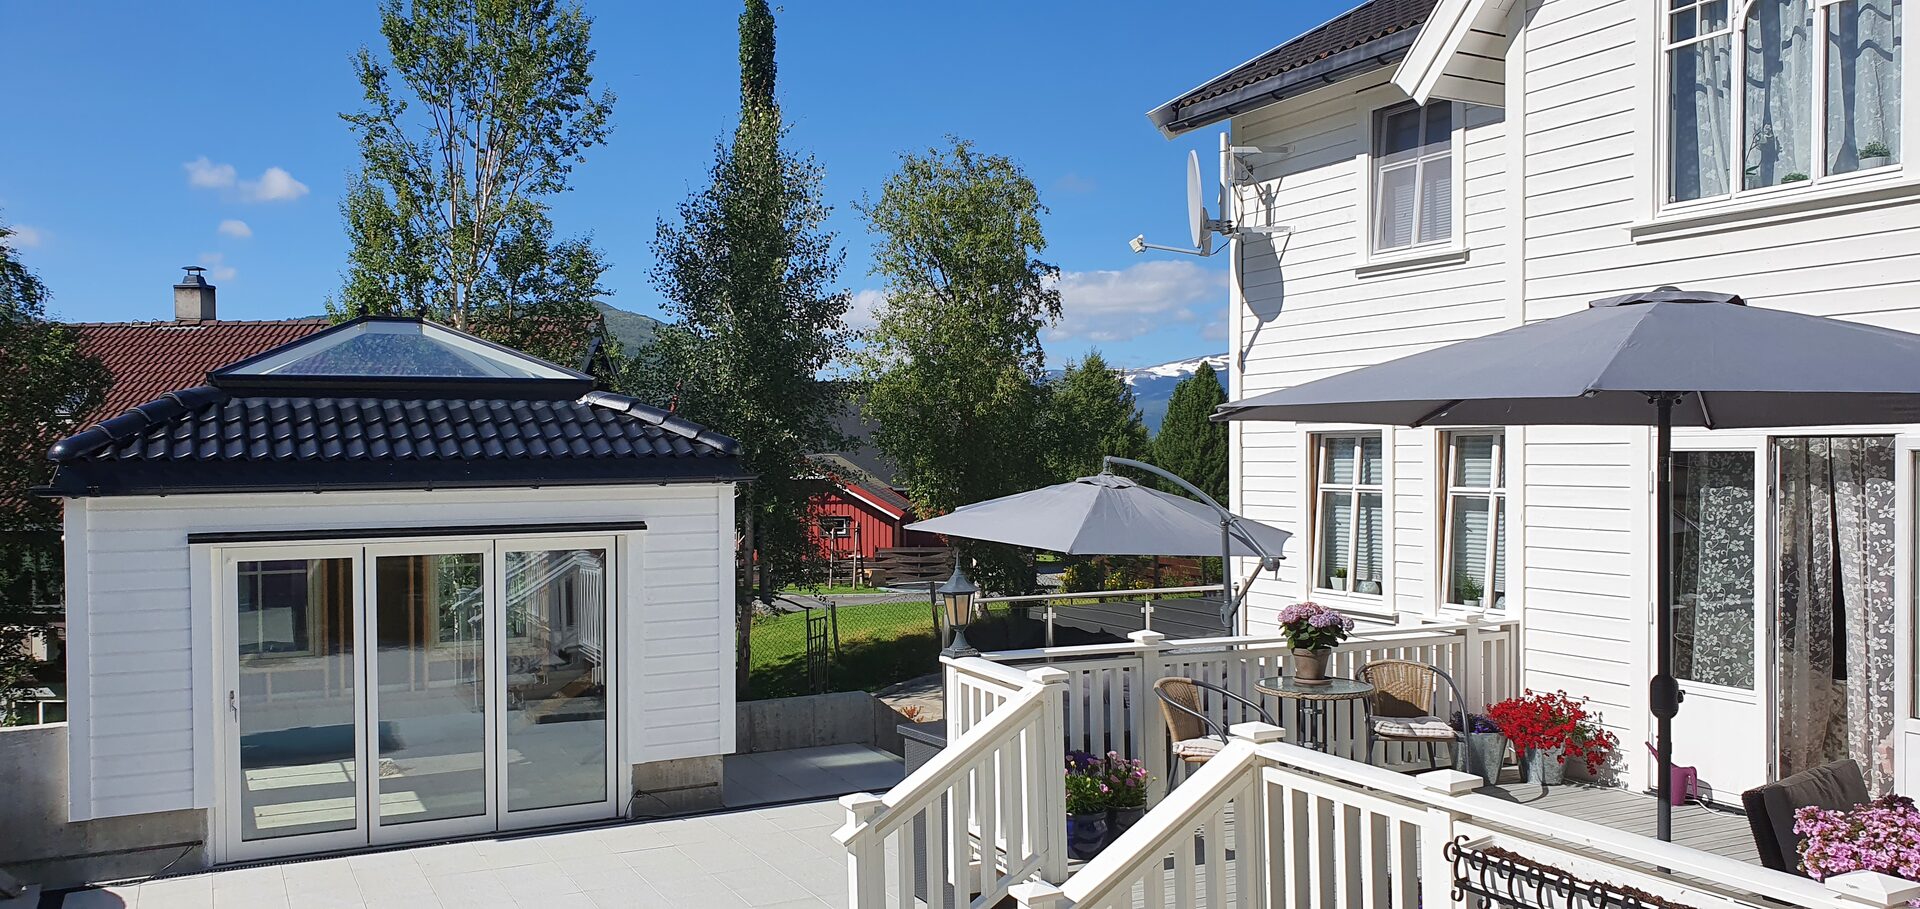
[1008,881,1072,909]
[1824,871,1920,907]
[1417,768,1484,796]
[1230,721,1286,744]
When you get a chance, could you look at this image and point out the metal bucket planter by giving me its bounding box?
[1463,732,1508,787]
[1520,745,1567,786]
[1067,811,1109,860]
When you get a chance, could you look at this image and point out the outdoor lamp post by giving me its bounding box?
[939,566,979,658]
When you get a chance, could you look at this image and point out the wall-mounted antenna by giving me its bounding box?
[1130,136,1291,257]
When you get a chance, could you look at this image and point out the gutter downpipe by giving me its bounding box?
[1101,456,1282,632]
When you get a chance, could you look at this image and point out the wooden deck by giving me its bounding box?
[1480,780,1760,864]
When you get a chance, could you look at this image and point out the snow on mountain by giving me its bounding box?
[1121,354,1228,433]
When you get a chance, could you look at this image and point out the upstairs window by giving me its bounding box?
[1372,102,1456,253]
[1668,0,1902,204]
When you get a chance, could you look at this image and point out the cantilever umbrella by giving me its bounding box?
[1214,287,1920,841]
[906,467,1292,627]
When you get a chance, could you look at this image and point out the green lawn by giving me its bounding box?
[746,600,941,700]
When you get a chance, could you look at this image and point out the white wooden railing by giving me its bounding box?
[1010,724,1920,909]
[838,659,1070,909]
[987,616,1518,796]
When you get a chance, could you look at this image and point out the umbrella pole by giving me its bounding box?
[1652,394,1680,842]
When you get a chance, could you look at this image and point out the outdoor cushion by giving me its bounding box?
[1741,758,1868,874]
[1172,737,1226,760]
[1370,715,1456,740]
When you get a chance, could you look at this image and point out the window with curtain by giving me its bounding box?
[1443,432,1505,609]
[1315,433,1385,596]
[1372,102,1455,253]
[1668,0,1902,203]
[1670,450,1757,690]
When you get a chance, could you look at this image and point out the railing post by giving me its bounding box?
[1824,871,1920,908]
[1028,666,1073,884]
[1460,613,1484,715]
[1229,723,1283,909]
[1415,769,1481,909]
[838,792,886,909]
[1129,630,1170,802]
[1009,880,1072,909]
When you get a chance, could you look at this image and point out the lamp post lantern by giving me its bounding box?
[938,566,979,658]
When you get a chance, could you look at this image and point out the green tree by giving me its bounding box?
[1152,360,1229,504]
[1044,351,1148,481]
[859,138,1059,595]
[0,220,109,720]
[642,0,850,686]
[331,0,615,367]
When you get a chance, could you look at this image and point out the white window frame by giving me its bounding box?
[1440,431,1506,611]
[1658,0,1906,216]
[1311,432,1387,602]
[1360,98,1468,269]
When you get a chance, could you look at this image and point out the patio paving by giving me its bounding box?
[54,799,854,909]
[724,743,904,808]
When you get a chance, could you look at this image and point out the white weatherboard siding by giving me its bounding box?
[1228,68,1511,634]
[63,483,734,822]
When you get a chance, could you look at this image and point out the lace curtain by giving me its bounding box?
[1776,436,1898,795]
[1672,451,1757,690]
[1745,0,1817,187]
[1828,0,1904,173]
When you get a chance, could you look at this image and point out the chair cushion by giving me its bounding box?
[1172,737,1226,759]
[1741,759,1869,874]
[1370,716,1457,740]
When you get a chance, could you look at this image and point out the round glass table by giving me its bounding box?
[1254,676,1375,752]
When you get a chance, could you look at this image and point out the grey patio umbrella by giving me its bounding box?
[1215,287,1920,841]
[906,461,1291,629]
[906,471,1291,558]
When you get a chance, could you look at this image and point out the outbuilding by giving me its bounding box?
[40,316,747,863]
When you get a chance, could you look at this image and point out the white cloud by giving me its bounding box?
[1,224,45,248]
[241,167,309,203]
[1053,172,1098,194]
[1044,259,1228,343]
[184,156,236,189]
[218,219,253,238]
[184,157,308,203]
[197,252,237,282]
[846,288,888,332]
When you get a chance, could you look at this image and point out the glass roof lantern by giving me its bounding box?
[210,317,592,393]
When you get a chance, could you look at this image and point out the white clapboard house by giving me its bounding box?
[41,317,745,865]
[836,1,1920,907]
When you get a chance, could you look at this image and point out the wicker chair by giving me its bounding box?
[1356,660,1469,769]
[1153,677,1274,779]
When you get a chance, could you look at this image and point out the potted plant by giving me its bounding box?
[1486,690,1617,787]
[1796,795,1920,885]
[1782,171,1812,184]
[1457,575,1484,611]
[1861,140,1893,169]
[1278,601,1355,686]
[1094,752,1151,837]
[1452,712,1507,786]
[1064,752,1110,859]
[1330,566,1347,588]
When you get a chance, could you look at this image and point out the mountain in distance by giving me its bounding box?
[1046,353,1229,434]
[1122,354,1228,433]
[594,302,663,353]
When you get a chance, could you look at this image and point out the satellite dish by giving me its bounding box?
[1186,150,1212,256]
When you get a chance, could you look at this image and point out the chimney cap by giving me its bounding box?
[177,266,210,287]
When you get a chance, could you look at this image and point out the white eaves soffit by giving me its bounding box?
[1393,0,1515,106]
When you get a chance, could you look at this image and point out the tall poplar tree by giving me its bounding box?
[646,0,850,685]
[332,0,615,367]
[859,139,1059,595]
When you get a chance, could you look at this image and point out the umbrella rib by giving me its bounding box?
[1409,400,1464,428]
[1696,390,1715,430]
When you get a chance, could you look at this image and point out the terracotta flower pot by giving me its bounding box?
[1292,648,1333,686]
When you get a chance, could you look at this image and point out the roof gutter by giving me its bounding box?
[1146,28,1422,139]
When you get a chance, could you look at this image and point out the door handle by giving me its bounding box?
[228,690,238,719]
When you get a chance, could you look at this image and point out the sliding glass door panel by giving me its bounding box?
[501,546,613,819]
[369,550,493,836]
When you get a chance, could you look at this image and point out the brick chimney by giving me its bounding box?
[174,266,216,323]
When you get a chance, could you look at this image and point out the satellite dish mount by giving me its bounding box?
[1130,134,1291,258]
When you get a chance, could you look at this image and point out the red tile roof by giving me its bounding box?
[73,320,329,423]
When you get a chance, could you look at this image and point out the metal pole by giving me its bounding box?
[1102,456,1280,627]
[1651,394,1680,842]
[1221,516,1233,630]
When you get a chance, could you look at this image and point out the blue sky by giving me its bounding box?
[0,2,1349,369]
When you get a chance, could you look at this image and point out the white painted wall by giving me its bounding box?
[62,482,736,822]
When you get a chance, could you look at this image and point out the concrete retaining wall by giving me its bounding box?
[0,724,206,888]
[736,691,908,756]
